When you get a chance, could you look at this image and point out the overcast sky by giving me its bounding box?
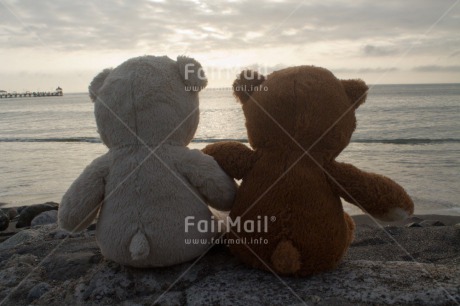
[1,0,459,92]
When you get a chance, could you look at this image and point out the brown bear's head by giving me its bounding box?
[232,66,368,160]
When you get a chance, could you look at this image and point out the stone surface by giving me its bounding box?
[420,220,445,227]
[184,261,459,306]
[0,224,55,251]
[15,202,58,228]
[15,206,27,215]
[1,208,17,221]
[27,282,51,302]
[0,219,458,305]
[31,210,58,227]
[0,210,9,231]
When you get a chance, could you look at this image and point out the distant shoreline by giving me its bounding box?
[16,83,460,95]
[0,90,63,99]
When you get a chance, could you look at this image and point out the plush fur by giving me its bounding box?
[58,55,236,267]
[203,66,414,276]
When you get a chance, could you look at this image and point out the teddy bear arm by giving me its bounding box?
[326,161,414,221]
[202,142,256,180]
[58,155,109,232]
[177,149,237,211]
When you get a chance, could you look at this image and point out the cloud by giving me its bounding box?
[203,63,287,81]
[413,65,460,72]
[1,0,459,90]
[449,50,460,57]
[0,0,459,57]
[363,44,399,56]
[333,67,399,73]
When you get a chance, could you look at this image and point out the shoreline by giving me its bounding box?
[353,213,460,227]
[1,200,459,239]
[2,201,460,229]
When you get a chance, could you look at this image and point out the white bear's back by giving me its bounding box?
[96,145,215,267]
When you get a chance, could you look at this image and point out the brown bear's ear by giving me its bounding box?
[341,79,368,109]
[89,68,113,102]
[232,70,266,104]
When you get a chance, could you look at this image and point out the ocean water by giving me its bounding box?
[0,84,459,216]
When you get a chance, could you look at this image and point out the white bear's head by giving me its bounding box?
[89,55,207,148]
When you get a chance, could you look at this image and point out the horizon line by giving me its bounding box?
[60,82,460,95]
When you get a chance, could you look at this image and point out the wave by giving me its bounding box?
[0,137,459,145]
[191,138,248,143]
[0,137,101,143]
[352,138,460,145]
[0,137,246,144]
[197,138,460,145]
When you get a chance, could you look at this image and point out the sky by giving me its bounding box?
[0,0,459,92]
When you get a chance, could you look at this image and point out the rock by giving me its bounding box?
[0,253,41,303]
[31,210,58,227]
[405,216,424,224]
[0,210,9,231]
[86,223,97,231]
[16,202,58,228]
[49,229,77,239]
[27,282,50,302]
[42,252,103,281]
[0,224,57,251]
[48,226,97,239]
[184,261,460,306]
[1,208,17,220]
[406,222,422,228]
[0,222,459,305]
[383,226,403,235]
[155,291,185,306]
[420,220,445,227]
[15,206,27,215]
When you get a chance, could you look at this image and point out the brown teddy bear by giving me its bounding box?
[203,66,414,276]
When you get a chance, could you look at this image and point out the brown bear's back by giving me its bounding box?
[228,150,351,276]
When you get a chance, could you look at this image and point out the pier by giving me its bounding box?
[0,87,63,99]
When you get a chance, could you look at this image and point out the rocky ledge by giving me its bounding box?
[0,211,459,305]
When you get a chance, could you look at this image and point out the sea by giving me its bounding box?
[0,84,459,216]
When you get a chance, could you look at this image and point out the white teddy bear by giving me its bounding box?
[58,55,236,267]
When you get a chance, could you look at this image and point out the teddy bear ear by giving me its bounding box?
[88,68,113,102]
[232,70,266,104]
[177,56,208,91]
[341,79,368,109]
